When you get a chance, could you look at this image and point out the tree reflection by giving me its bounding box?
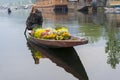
[79,23,102,43]
[78,12,105,44]
[105,22,120,69]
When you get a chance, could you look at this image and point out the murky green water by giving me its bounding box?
[0,9,120,80]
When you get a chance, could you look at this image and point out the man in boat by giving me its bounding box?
[26,5,43,30]
[92,0,97,12]
[8,8,11,15]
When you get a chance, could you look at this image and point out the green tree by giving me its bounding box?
[79,23,102,43]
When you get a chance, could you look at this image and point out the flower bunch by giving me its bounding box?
[32,27,71,40]
[55,27,70,40]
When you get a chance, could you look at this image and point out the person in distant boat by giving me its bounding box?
[8,8,11,15]
[26,6,43,30]
[92,0,97,12]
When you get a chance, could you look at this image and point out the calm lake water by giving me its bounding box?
[0,9,120,80]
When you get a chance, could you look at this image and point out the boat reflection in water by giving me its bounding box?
[27,41,88,80]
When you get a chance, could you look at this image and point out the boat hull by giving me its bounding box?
[28,36,88,48]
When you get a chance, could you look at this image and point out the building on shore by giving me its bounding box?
[107,0,120,7]
[34,0,108,12]
[35,0,91,10]
[105,0,120,13]
[35,0,68,13]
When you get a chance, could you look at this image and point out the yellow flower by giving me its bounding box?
[43,33,56,39]
[34,29,45,38]
[61,32,70,37]
[56,35,64,40]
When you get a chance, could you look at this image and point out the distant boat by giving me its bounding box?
[105,7,120,13]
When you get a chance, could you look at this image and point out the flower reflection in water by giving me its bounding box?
[27,42,45,64]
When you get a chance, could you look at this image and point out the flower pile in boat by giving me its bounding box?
[31,27,71,40]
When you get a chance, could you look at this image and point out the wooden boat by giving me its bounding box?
[28,35,88,48]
